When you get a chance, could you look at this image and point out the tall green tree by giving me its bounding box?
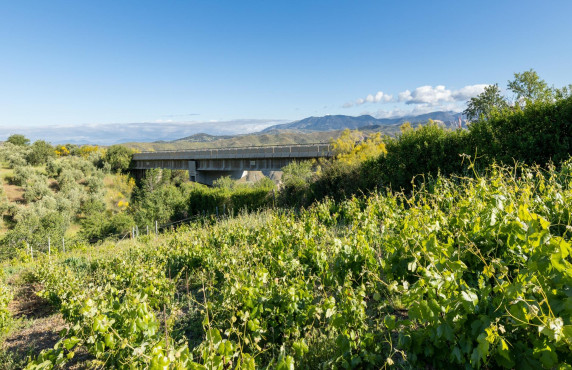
[463,84,508,121]
[555,84,572,100]
[27,140,56,165]
[6,134,30,146]
[103,145,134,173]
[507,69,553,103]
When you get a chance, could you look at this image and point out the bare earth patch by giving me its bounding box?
[3,283,65,361]
[3,184,25,203]
[1,283,94,368]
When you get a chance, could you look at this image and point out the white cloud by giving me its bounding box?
[374,108,409,119]
[343,84,485,109]
[398,84,490,105]
[400,85,452,105]
[452,84,489,101]
[398,89,412,102]
[344,90,393,108]
[374,102,464,119]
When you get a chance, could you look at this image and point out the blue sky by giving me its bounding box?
[1,0,571,134]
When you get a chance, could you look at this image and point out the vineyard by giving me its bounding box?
[0,161,568,368]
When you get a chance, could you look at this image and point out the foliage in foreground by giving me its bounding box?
[0,279,12,336]
[22,161,572,368]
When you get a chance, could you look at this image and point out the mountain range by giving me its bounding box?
[125,111,464,151]
[1,111,464,146]
[262,111,464,132]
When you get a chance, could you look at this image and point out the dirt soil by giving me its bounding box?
[3,283,65,361]
[3,184,25,203]
[2,282,92,368]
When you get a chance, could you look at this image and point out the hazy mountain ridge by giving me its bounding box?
[0,119,287,146]
[263,115,381,132]
[125,111,460,151]
[1,111,463,147]
[124,131,341,151]
[263,111,464,132]
[171,133,233,143]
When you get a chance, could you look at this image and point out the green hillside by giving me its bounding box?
[2,162,572,368]
[122,124,408,152]
[123,131,344,151]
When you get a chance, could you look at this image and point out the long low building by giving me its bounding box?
[131,144,333,185]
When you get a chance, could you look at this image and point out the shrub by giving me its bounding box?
[212,175,236,190]
[468,96,572,165]
[6,134,29,146]
[3,144,30,168]
[27,140,56,166]
[375,122,470,191]
[0,282,13,335]
[22,175,51,203]
[278,160,316,207]
[11,166,35,186]
[133,184,187,225]
[80,211,135,241]
[103,145,134,173]
[5,204,69,249]
[185,183,273,217]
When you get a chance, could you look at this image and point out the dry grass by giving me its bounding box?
[0,167,14,181]
[102,175,115,188]
[1,163,24,204]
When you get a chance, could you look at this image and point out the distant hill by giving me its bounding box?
[263,115,381,132]
[124,111,465,151]
[171,133,233,142]
[124,131,342,151]
[263,111,464,132]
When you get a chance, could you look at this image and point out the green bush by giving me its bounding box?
[133,184,187,225]
[186,182,273,216]
[80,211,135,242]
[6,134,29,147]
[4,205,69,250]
[469,96,572,165]
[103,145,134,173]
[375,122,470,191]
[1,143,30,168]
[10,166,35,186]
[278,160,317,207]
[0,282,13,335]
[22,175,51,203]
[27,140,55,166]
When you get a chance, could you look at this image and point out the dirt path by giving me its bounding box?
[2,183,25,204]
[2,282,66,367]
[1,278,92,369]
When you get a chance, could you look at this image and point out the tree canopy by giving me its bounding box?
[465,69,570,122]
[27,140,56,165]
[507,68,553,103]
[463,84,508,121]
[6,134,30,146]
[103,145,134,173]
